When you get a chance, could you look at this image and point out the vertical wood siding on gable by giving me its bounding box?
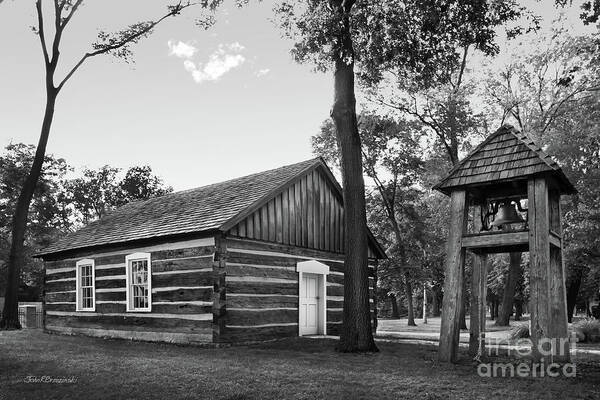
[227,169,378,258]
[44,240,217,344]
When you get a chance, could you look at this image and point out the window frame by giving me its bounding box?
[125,252,152,312]
[75,258,96,312]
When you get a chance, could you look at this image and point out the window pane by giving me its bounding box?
[129,257,149,309]
[81,287,92,309]
[80,264,93,288]
[78,263,94,309]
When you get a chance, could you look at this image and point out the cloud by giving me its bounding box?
[227,42,245,52]
[167,40,197,58]
[256,68,271,77]
[177,43,246,84]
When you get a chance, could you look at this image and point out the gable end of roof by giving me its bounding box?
[433,125,576,195]
[37,157,387,259]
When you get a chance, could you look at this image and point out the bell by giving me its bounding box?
[491,202,524,228]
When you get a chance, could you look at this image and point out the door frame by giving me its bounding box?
[297,260,329,336]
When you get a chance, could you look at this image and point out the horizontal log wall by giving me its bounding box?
[228,167,378,258]
[323,259,376,336]
[44,238,216,344]
[45,236,378,344]
[221,238,376,342]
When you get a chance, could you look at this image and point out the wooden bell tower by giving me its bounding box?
[433,125,576,363]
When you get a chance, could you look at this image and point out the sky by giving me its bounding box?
[0,0,333,190]
[0,0,594,191]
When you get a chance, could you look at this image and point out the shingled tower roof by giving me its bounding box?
[433,125,576,195]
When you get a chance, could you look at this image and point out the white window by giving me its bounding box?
[125,252,152,312]
[76,259,95,311]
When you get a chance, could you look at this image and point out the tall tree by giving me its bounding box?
[370,45,485,166]
[547,90,600,321]
[494,251,522,326]
[276,0,522,352]
[313,113,424,326]
[482,26,600,324]
[1,0,220,329]
[482,28,600,134]
[371,14,540,330]
[66,166,122,224]
[65,165,172,225]
[65,165,173,224]
[0,144,71,301]
[367,7,535,331]
[377,50,484,329]
[118,166,173,206]
[556,0,600,25]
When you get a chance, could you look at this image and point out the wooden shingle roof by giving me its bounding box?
[39,159,320,256]
[433,125,576,195]
[38,158,387,259]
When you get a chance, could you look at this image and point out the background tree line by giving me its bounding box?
[312,18,600,327]
[0,143,171,301]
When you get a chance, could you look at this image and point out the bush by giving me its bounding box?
[508,323,530,340]
[572,318,600,343]
[573,327,586,342]
[506,319,600,343]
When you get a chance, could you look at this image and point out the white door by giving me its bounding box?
[300,273,320,335]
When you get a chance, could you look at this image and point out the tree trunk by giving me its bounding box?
[586,300,591,317]
[405,271,416,326]
[459,298,466,329]
[432,288,440,317]
[1,90,57,330]
[459,278,467,330]
[566,268,582,323]
[495,252,522,326]
[390,293,400,319]
[422,286,428,324]
[332,0,377,353]
[514,300,523,321]
[489,296,496,320]
[372,263,378,332]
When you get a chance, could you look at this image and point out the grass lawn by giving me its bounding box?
[1,330,600,400]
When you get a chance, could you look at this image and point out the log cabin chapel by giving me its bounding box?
[37,158,386,344]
